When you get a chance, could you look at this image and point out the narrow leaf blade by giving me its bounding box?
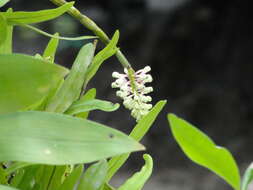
[168,114,241,190]
[43,33,59,63]
[242,163,253,190]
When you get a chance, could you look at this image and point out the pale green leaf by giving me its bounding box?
[242,163,253,190]
[0,9,13,54]
[106,100,166,181]
[168,114,241,190]
[0,0,9,8]
[77,160,107,190]
[46,43,95,113]
[65,99,120,115]
[43,33,59,63]
[118,154,153,190]
[0,185,18,190]
[0,111,144,165]
[4,2,74,25]
[0,54,69,114]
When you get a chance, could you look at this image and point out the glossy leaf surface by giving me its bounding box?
[0,111,144,164]
[168,114,241,190]
[0,54,68,114]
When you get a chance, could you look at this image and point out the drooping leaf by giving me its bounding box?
[84,30,119,84]
[43,33,59,63]
[242,163,253,190]
[77,160,107,190]
[4,2,74,25]
[0,9,13,54]
[0,54,69,114]
[168,114,241,190]
[46,43,95,113]
[106,100,166,181]
[65,99,120,115]
[58,165,83,190]
[118,154,153,190]
[0,111,144,165]
[0,0,9,8]
[0,185,18,190]
[76,88,96,119]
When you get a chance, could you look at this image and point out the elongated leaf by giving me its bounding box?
[4,2,74,25]
[43,33,59,63]
[0,185,18,190]
[118,154,153,190]
[0,0,9,8]
[84,31,119,84]
[106,100,166,181]
[0,9,13,54]
[66,99,119,115]
[76,88,96,119]
[168,114,240,190]
[46,43,95,113]
[0,111,144,165]
[0,54,68,114]
[242,163,253,190]
[48,166,67,190]
[78,160,107,190]
[58,165,83,190]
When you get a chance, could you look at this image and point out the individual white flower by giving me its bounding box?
[111,66,153,121]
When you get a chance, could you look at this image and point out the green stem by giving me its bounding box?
[50,0,132,69]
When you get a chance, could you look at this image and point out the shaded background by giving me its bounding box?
[2,0,253,189]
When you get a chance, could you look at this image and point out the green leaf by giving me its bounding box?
[167,114,241,190]
[17,165,40,190]
[0,111,144,165]
[0,54,68,114]
[65,99,120,115]
[46,43,95,113]
[48,166,67,190]
[0,0,9,8]
[77,160,107,190]
[106,100,166,181]
[0,164,7,184]
[0,185,18,190]
[103,184,116,190]
[37,166,55,190]
[5,162,32,175]
[242,163,253,190]
[58,165,83,190]
[76,88,96,119]
[84,30,119,84]
[43,33,59,63]
[10,169,25,187]
[118,154,153,190]
[4,2,74,25]
[0,9,13,54]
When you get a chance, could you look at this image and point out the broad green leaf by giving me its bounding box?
[0,111,144,165]
[43,33,59,63]
[65,99,119,115]
[168,114,241,190]
[77,160,107,190]
[106,100,166,181]
[0,0,9,8]
[84,30,119,84]
[48,166,67,190]
[0,185,18,190]
[76,88,96,119]
[0,9,13,54]
[46,43,95,113]
[0,54,68,114]
[242,163,253,190]
[118,154,153,190]
[4,2,74,25]
[58,165,83,190]
[17,165,40,190]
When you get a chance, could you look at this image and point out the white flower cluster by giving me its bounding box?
[111,66,153,121]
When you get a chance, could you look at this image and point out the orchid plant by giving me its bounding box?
[0,0,253,190]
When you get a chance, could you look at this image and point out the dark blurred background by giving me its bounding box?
[2,0,253,189]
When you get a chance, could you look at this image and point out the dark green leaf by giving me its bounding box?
[66,99,120,115]
[106,100,166,181]
[168,114,241,190]
[118,154,153,190]
[58,165,83,190]
[46,43,95,113]
[4,2,74,25]
[0,111,144,165]
[242,163,253,190]
[77,160,107,190]
[0,54,69,114]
